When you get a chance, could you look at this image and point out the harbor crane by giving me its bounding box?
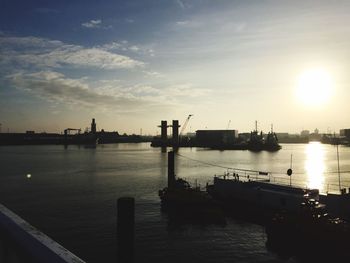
[226,120,231,130]
[180,114,193,136]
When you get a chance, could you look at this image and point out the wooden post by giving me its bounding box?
[117,197,135,263]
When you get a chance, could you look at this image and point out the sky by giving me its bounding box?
[1,0,350,135]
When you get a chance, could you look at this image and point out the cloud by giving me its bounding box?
[7,70,209,112]
[176,0,191,9]
[0,35,144,70]
[176,21,189,26]
[100,41,155,56]
[81,19,102,28]
[81,19,112,29]
[8,71,151,112]
[125,18,134,23]
[143,71,164,78]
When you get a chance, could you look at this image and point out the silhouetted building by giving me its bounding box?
[275,133,289,139]
[196,130,238,146]
[340,129,350,139]
[301,130,310,137]
[310,128,322,141]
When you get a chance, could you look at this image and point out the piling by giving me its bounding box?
[117,197,135,263]
[172,120,180,146]
[168,151,175,188]
[161,120,168,145]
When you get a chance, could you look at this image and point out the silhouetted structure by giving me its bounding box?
[160,121,168,144]
[0,118,152,145]
[171,120,180,146]
[196,130,238,147]
[159,151,225,224]
[340,128,350,140]
[91,118,96,134]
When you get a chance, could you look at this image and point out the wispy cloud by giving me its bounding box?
[0,35,144,70]
[100,41,155,56]
[9,71,151,112]
[143,71,164,78]
[81,19,102,28]
[7,71,205,112]
[81,19,112,29]
[176,20,189,26]
[125,18,134,23]
[176,0,191,10]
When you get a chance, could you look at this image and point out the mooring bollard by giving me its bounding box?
[117,197,135,263]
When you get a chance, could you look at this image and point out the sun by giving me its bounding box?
[295,68,333,107]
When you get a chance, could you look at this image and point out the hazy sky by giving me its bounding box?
[1,0,350,135]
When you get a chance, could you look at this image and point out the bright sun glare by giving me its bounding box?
[296,68,333,107]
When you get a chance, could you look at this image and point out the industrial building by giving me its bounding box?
[340,129,350,139]
[196,130,238,146]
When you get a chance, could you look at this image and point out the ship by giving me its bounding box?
[247,123,281,151]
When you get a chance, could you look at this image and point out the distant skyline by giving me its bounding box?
[1,0,350,135]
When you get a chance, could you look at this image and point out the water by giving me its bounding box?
[0,143,350,262]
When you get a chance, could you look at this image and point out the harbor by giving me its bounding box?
[1,142,350,262]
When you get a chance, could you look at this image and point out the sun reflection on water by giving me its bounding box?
[305,142,325,190]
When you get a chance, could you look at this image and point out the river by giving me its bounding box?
[0,142,349,262]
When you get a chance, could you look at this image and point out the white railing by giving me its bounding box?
[0,203,85,263]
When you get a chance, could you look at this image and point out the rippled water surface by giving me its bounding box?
[0,143,349,262]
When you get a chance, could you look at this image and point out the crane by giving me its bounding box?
[180,114,193,136]
[226,120,231,130]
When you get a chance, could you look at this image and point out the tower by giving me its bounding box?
[91,118,96,134]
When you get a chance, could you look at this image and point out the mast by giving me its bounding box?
[337,142,341,192]
[290,154,293,186]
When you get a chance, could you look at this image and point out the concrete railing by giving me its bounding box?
[0,203,85,263]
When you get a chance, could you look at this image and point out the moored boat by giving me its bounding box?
[159,151,225,224]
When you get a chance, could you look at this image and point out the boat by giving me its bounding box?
[206,170,320,221]
[247,123,281,151]
[265,201,350,261]
[159,151,225,224]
